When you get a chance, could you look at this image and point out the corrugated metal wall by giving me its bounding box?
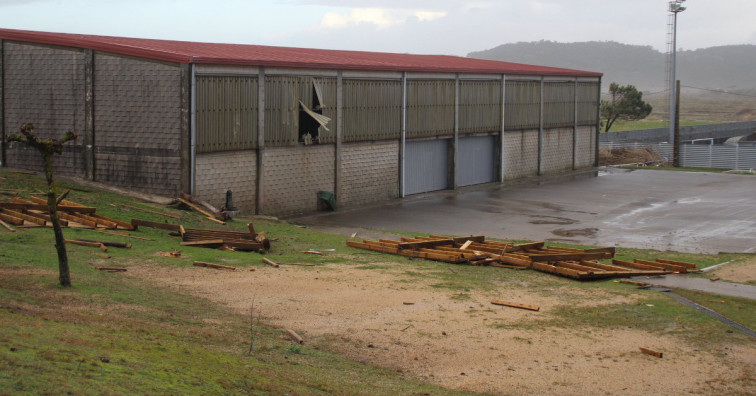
[543,82,575,129]
[195,75,258,153]
[577,82,600,126]
[406,79,456,138]
[342,79,402,142]
[504,80,541,130]
[459,80,502,134]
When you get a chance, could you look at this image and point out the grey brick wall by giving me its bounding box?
[575,126,596,168]
[94,54,182,196]
[341,141,399,206]
[195,150,257,213]
[3,42,87,177]
[502,129,539,179]
[540,127,574,174]
[263,145,335,216]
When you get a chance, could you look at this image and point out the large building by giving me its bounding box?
[0,28,602,216]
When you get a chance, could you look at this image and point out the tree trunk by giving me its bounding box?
[43,153,71,287]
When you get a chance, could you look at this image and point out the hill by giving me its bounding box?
[468,41,756,92]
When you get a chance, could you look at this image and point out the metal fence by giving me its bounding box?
[600,141,756,170]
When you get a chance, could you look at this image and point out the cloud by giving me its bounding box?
[317,7,446,30]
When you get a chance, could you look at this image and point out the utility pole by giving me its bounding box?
[673,80,681,167]
[668,1,686,160]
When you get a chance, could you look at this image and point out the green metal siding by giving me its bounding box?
[543,82,575,129]
[195,75,258,152]
[342,79,402,142]
[577,81,600,126]
[406,79,455,138]
[504,80,541,130]
[459,80,502,134]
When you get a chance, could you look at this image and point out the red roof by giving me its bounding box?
[0,28,602,77]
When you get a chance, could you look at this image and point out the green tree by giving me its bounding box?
[601,83,652,132]
[7,124,77,287]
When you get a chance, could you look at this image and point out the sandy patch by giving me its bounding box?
[127,263,756,395]
[712,257,756,284]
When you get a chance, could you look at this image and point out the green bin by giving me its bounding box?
[317,191,336,211]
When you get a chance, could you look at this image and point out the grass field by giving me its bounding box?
[1,169,754,394]
[603,90,756,131]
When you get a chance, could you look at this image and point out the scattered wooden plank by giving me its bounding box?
[116,203,180,218]
[491,300,540,312]
[639,347,663,358]
[177,197,215,218]
[655,258,697,269]
[0,212,24,226]
[71,239,132,248]
[634,259,688,273]
[301,250,323,255]
[0,218,16,232]
[710,277,720,282]
[286,329,304,344]
[95,267,127,272]
[0,208,46,226]
[619,279,649,287]
[87,229,154,241]
[0,201,96,213]
[180,239,225,246]
[193,261,236,270]
[131,219,182,232]
[262,257,279,268]
[65,239,107,252]
[205,216,226,225]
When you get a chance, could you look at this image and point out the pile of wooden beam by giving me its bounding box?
[0,196,133,230]
[132,219,270,253]
[346,235,697,281]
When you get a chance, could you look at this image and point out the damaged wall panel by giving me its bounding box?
[264,76,336,147]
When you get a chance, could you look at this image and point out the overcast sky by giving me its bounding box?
[1,0,754,56]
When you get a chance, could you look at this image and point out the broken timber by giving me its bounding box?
[346,235,698,281]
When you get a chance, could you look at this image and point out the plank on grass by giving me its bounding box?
[491,300,540,312]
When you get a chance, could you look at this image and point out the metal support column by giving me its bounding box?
[450,74,459,189]
[400,72,407,197]
[594,78,602,167]
[189,63,196,193]
[256,68,266,214]
[84,49,95,180]
[179,63,192,194]
[572,77,578,170]
[335,71,343,204]
[538,77,544,175]
[499,74,506,182]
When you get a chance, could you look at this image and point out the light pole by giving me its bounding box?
[668,0,686,146]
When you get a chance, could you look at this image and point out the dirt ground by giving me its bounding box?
[711,257,756,284]
[598,146,666,166]
[128,262,756,395]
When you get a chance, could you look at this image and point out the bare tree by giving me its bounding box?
[7,124,77,287]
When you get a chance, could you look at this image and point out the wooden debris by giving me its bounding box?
[262,257,279,268]
[70,239,131,248]
[710,277,720,282]
[65,239,107,251]
[158,250,182,258]
[116,203,179,218]
[97,254,111,259]
[619,279,649,287]
[301,250,323,255]
[639,347,663,358]
[193,261,236,271]
[0,218,16,232]
[95,267,127,272]
[8,170,35,175]
[286,329,304,344]
[180,239,225,247]
[491,300,540,312]
[131,219,182,232]
[248,267,256,271]
[403,302,415,305]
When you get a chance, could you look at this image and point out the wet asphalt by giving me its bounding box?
[293,168,756,255]
[291,168,756,299]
